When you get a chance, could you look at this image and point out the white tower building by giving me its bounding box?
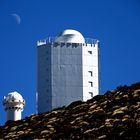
[37,29,99,113]
[3,91,25,121]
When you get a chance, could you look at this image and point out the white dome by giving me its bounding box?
[3,91,25,121]
[55,29,85,43]
[4,91,24,102]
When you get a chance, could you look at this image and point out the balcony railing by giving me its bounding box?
[37,37,99,46]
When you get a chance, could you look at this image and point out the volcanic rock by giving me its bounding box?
[0,82,140,139]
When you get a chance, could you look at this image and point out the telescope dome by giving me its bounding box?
[55,29,85,43]
[4,91,24,102]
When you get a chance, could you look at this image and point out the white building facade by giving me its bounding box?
[37,29,99,113]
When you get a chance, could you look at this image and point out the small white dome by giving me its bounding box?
[4,91,24,102]
[55,29,85,43]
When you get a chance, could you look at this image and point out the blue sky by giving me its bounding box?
[0,0,140,124]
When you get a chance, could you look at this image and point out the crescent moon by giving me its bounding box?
[11,14,21,24]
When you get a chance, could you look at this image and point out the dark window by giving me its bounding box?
[88,71,93,76]
[89,92,93,98]
[88,81,93,87]
[88,51,92,54]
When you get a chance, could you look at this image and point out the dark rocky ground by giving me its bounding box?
[0,82,140,140]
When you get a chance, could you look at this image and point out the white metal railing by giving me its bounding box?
[37,37,99,46]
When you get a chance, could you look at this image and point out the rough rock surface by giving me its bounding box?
[0,82,140,140]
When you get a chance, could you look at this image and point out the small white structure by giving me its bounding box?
[3,91,25,121]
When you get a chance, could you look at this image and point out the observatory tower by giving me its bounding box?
[37,29,99,113]
[3,91,25,121]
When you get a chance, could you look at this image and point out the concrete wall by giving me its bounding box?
[37,44,52,113]
[51,43,83,109]
[82,43,99,101]
[37,42,99,113]
[7,109,22,121]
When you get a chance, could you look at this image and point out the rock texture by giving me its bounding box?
[0,82,140,140]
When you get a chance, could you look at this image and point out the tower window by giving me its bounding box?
[88,71,93,76]
[88,51,92,54]
[89,92,93,98]
[88,81,93,87]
